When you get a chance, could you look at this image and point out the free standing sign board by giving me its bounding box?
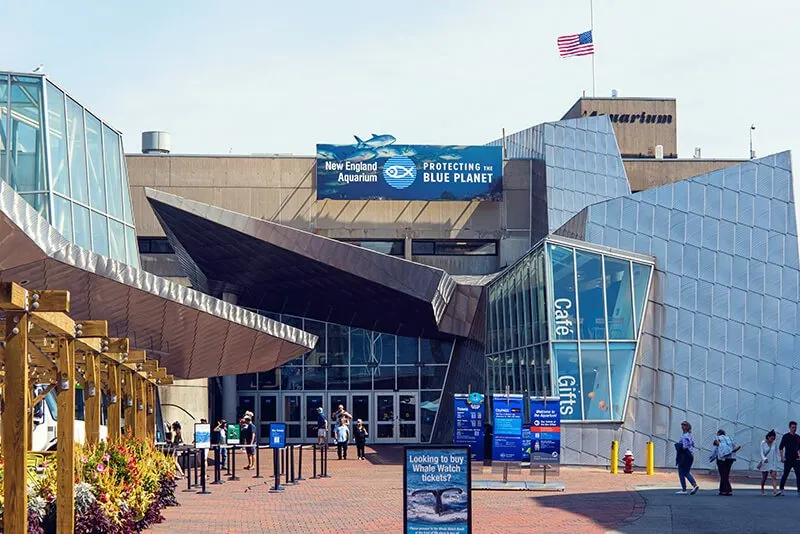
[491,394,524,462]
[226,423,241,445]
[194,423,211,449]
[454,393,484,461]
[529,397,561,464]
[269,422,286,448]
[404,445,471,534]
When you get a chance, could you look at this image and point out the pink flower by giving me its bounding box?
[97,464,105,473]
[103,454,110,462]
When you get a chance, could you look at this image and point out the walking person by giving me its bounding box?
[171,421,185,479]
[240,415,257,470]
[776,420,800,496]
[316,406,329,447]
[712,429,740,496]
[214,418,228,469]
[675,421,700,495]
[759,430,780,496]
[335,420,350,460]
[354,419,369,460]
[332,404,353,427]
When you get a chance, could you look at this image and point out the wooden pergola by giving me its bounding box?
[0,282,174,534]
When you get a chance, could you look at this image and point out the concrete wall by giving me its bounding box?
[158,378,208,442]
[623,158,745,192]
[563,97,678,158]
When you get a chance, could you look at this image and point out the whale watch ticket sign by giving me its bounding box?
[453,393,484,461]
[529,397,561,465]
[491,394,524,462]
[404,446,471,534]
[316,135,503,201]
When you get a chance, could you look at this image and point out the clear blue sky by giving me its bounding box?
[5,1,799,162]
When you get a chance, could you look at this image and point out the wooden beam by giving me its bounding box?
[141,360,159,373]
[0,281,28,310]
[29,290,70,313]
[146,384,156,442]
[74,337,103,354]
[106,338,130,355]
[107,363,121,441]
[3,311,29,534]
[75,320,107,338]
[29,383,56,409]
[30,311,75,338]
[84,351,101,446]
[126,349,146,363]
[153,367,168,380]
[157,375,174,386]
[134,375,147,440]
[121,369,135,436]
[56,338,75,533]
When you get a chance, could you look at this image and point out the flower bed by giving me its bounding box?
[0,436,178,533]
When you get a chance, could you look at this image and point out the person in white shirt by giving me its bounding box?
[760,429,779,496]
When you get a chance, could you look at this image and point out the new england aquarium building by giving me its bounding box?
[136,108,799,471]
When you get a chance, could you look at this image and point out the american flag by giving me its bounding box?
[557,30,594,57]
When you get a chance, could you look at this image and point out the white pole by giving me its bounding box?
[590,0,596,97]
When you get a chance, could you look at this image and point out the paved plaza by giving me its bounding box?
[148,446,800,533]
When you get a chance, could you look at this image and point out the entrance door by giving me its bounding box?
[375,392,419,443]
[351,394,371,440]
[283,394,302,442]
[329,393,349,424]
[304,394,325,442]
[258,394,278,444]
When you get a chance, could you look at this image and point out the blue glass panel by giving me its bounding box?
[327,366,348,389]
[575,250,604,339]
[65,98,89,203]
[72,203,91,250]
[45,82,69,196]
[608,342,636,421]
[421,338,453,365]
[124,225,138,268]
[397,336,418,364]
[351,329,395,366]
[350,366,372,390]
[303,367,324,390]
[605,257,635,340]
[549,244,577,340]
[108,218,126,263]
[373,366,395,390]
[553,342,581,420]
[396,366,418,389]
[0,74,6,182]
[102,125,123,218]
[580,343,611,420]
[52,194,72,241]
[8,77,47,192]
[85,113,106,211]
[326,324,348,365]
[119,138,133,224]
[90,211,108,257]
[632,263,652,334]
[20,193,49,219]
[420,365,447,389]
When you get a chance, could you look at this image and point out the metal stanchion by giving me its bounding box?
[229,445,240,481]
[254,445,263,478]
[321,444,331,478]
[290,445,296,483]
[197,449,211,494]
[194,449,200,487]
[284,447,295,485]
[182,450,194,492]
[312,444,318,479]
[269,448,283,493]
[296,444,304,481]
[212,445,223,485]
[226,445,231,476]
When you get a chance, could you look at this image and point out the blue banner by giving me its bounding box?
[529,397,561,465]
[269,422,286,448]
[404,446,471,534]
[454,394,484,461]
[316,137,503,201]
[492,394,524,462]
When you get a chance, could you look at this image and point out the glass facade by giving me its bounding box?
[235,313,454,443]
[0,72,138,267]
[486,238,653,422]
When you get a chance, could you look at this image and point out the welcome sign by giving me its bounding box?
[316,135,503,201]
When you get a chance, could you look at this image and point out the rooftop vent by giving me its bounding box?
[611,89,618,98]
[694,147,702,159]
[655,145,664,159]
[142,131,171,154]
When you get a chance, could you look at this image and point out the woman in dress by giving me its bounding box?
[759,430,779,496]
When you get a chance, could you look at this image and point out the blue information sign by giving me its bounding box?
[492,394,524,462]
[454,394,484,461]
[404,446,471,534]
[529,397,561,464]
[269,422,286,449]
[317,138,503,201]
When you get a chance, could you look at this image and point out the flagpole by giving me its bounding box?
[590,0,596,97]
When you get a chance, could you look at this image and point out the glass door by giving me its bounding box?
[329,393,350,425]
[304,394,325,442]
[283,394,302,442]
[258,394,278,444]
[375,394,395,442]
[352,394,371,442]
[397,392,418,443]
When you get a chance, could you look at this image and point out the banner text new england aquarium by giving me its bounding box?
[316,135,503,201]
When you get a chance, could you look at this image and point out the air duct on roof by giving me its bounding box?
[142,131,171,154]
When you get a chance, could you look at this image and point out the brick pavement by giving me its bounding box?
[149,445,677,534]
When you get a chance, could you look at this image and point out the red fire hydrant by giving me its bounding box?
[623,450,635,474]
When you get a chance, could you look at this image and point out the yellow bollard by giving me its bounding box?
[646,442,655,475]
[610,440,619,474]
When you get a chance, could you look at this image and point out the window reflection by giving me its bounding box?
[575,250,604,340]
[604,257,635,339]
[580,343,611,420]
[45,82,69,196]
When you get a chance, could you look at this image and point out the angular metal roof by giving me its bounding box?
[0,181,316,379]
[145,188,487,340]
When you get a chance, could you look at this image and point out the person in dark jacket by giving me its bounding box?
[777,420,800,496]
[354,419,369,460]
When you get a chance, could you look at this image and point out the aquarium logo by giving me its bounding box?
[383,156,417,189]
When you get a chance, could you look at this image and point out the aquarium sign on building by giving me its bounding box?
[316,136,502,201]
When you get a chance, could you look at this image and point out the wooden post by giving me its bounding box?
[107,363,121,441]
[84,350,101,445]
[146,383,156,442]
[56,338,76,533]
[122,369,135,436]
[3,311,29,534]
[135,375,147,440]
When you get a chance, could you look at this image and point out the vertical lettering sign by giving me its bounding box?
[404,446,471,534]
[454,393,484,461]
[529,397,561,465]
[317,138,503,201]
[491,394,524,462]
